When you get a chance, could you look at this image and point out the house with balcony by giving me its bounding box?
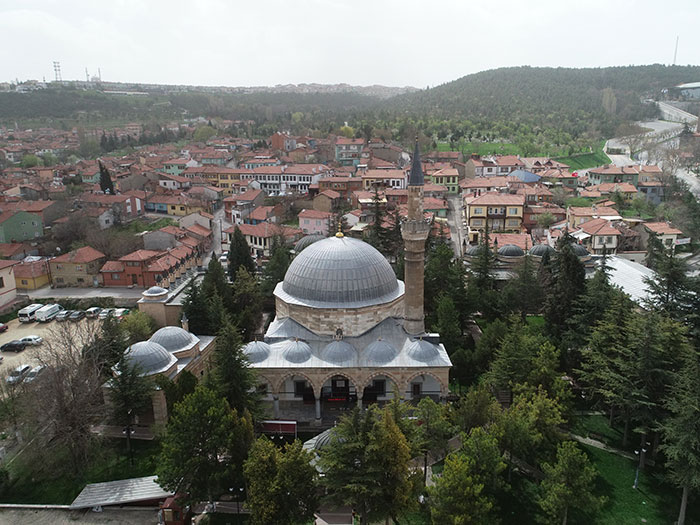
[465,193,524,243]
[572,218,622,254]
[335,138,365,167]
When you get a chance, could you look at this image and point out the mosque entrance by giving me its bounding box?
[321,375,358,416]
[362,375,397,407]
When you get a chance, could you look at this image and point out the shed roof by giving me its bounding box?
[70,476,171,509]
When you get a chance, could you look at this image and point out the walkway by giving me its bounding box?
[569,433,655,466]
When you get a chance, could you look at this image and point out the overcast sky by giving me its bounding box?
[2,0,699,88]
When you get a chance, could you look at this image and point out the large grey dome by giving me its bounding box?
[243,341,271,364]
[407,339,440,362]
[497,244,524,257]
[282,339,312,364]
[364,339,398,364]
[321,340,358,366]
[150,326,198,353]
[464,245,485,257]
[277,235,402,308]
[529,244,555,257]
[124,341,177,376]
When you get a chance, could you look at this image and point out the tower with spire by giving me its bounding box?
[401,139,431,335]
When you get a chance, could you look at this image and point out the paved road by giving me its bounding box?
[27,287,144,300]
[446,195,465,257]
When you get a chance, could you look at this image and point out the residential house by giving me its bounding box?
[465,193,525,242]
[583,182,638,201]
[225,222,302,258]
[270,132,297,152]
[516,185,553,204]
[224,189,265,224]
[573,218,622,254]
[179,211,214,231]
[521,158,570,174]
[245,205,284,225]
[360,169,407,190]
[317,177,364,201]
[15,256,50,290]
[0,211,43,242]
[162,158,191,176]
[464,155,525,178]
[299,209,333,236]
[428,168,460,194]
[423,198,449,219]
[80,192,144,220]
[102,246,198,289]
[539,168,579,190]
[460,176,512,196]
[146,194,209,216]
[0,260,19,310]
[313,190,341,213]
[639,222,685,250]
[587,165,640,187]
[50,246,106,287]
[335,138,365,167]
[0,242,32,260]
[566,206,621,228]
[522,203,566,233]
[158,172,192,191]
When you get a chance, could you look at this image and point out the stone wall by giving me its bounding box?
[275,296,404,337]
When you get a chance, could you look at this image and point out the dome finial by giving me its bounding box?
[335,221,344,238]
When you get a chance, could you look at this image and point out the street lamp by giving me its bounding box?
[633,445,648,489]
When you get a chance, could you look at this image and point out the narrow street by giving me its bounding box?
[446,195,465,257]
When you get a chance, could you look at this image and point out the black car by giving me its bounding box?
[1,340,27,352]
[69,310,86,321]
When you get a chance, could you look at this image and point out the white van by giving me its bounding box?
[35,304,63,323]
[18,304,44,323]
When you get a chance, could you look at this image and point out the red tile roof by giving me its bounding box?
[52,246,106,264]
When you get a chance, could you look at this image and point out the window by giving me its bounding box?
[55,264,63,270]
[473,207,484,215]
[508,207,519,215]
[471,219,483,226]
[0,277,4,288]
[180,206,185,211]
[605,236,613,244]
[76,265,83,272]
[56,277,64,283]
[21,279,27,285]
[77,278,84,283]
[112,273,120,280]
[294,380,308,398]
[372,379,386,396]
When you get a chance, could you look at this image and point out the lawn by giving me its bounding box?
[554,148,611,171]
[2,438,160,504]
[565,196,596,207]
[570,414,625,450]
[583,445,700,525]
[118,217,179,233]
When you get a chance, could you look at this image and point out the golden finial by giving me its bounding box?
[335,221,344,238]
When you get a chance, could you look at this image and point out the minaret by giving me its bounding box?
[401,139,430,335]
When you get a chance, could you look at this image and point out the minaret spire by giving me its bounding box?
[401,137,430,335]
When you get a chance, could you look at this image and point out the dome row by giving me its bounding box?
[242,338,440,365]
[123,326,199,376]
[465,243,587,258]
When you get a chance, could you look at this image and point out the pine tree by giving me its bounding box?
[501,254,544,320]
[232,267,263,341]
[98,160,115,195]
[538,441,603,525]
[261,236,291,297]
[228,226,256,282]
[182,277,209,335]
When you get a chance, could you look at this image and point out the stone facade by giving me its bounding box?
[275,295,404,337]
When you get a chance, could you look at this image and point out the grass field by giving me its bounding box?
[118,217,179,233]
[554,142,611,170]
[2,438,159,504]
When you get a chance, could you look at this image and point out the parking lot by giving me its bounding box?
[0,317,95,378]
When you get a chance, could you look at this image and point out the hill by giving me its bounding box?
[385,64,700,138]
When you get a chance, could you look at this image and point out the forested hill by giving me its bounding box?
[385,65,700,136]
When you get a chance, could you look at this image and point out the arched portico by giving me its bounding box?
[404,371,446,402]
[361,371,401,407]
[319,372,360,421]
[273,372,317,421]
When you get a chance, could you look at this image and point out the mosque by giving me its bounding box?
[242,143,452,424]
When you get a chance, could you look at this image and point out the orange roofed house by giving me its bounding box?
[101,246,198,289]
[464,193,525,244]
[49,246,106,287]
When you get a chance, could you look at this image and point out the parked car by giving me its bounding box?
[1,340,27,352]
[98,308,115,320]
[114,308,130,320]
[24,365,46,384]
[55,310,73,322]
[86,307,102,319]
[35,303,63,322]
[19,335,43,346]
[6,364,32,385]
[0,323,7,333]
[69,310,86,322]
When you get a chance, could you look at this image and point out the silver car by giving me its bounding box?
[6,364,32,385]
[20,335,43,346]
[24,365,46,383]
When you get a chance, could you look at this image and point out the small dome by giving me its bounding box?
[124,341,177,376]
[529,244,555,257]
[464,245,485,257]
[243,341,271,364]
[321,340,358,366]
[497,244,525,257]
[143,286,168,297]
[282,339,312,364]
[294,234,325,253]
[571,243,590,257]
[407,339,440,362]
[364,339,398,364]
[150,326,198,353]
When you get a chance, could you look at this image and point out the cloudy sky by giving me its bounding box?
[2,0,699,88]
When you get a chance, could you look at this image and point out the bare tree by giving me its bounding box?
[27,321,108,473]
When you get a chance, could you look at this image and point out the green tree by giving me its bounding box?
[210,319,259,416]
[120,311,157,345]
[109,358,153,459]
[244,438,319,525]
[232,267,263,341]
[434,294,463,354]
[428,448,498,524]
[537,441,603,525]
[319,407,414,525]
[501,255,544,320]
[228,226,256,282]
[98,160,115,195]
[157,386,253,504]
[182,277,209,335]
[465,238,499,321]
[414,397,455,485]
[261,236,291,297]
[201,257,233,310]
[644,247,693,321]
[660,341,700,525]
[86,315,128,369]
[20,154,42,168]
[193,125,217,142]
[449,386,502,435]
